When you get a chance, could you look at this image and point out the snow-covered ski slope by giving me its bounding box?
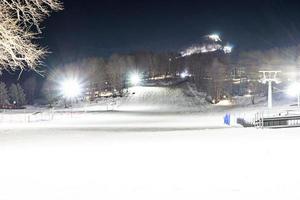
[118,85,210,112]
[81,82,230,113]
[81,81,295,114]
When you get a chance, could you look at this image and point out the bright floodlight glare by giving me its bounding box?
[208,34,221,42]
[180,71,190,79]
[130,73,141,85]
[287,82,300,96]
[223,45,233,54]
[61,79,82,98]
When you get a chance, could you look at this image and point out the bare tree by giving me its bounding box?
[0,0,63,72]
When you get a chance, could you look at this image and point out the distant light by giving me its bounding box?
[180,70,190,79]
[223,45,233,54]
[130,73,141,85]
[61,79,82,98]
[287,82,300,96]
[208,34,221,42]
[217,100,232,106]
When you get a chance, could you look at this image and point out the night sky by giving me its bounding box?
[42,0,300,65]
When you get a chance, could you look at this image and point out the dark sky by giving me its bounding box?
[42,0,300,65]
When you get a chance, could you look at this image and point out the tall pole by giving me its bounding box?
[168,58,171,76]
[268,80,272,109]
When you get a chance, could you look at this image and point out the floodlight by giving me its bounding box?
[208,34,221,42]
[61,79,82,98]
[130,73,141,85]
[223,45,233,54]
[180,70,191,79]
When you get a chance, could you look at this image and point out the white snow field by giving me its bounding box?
[1,84,300,200]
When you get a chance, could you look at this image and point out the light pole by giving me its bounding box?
[168,58,172,76]
[259,71,281,109]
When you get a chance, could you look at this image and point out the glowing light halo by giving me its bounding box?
[130,73,141,85]
[61,78,82,98]
[223,45,233,54]
[208,34,221,42]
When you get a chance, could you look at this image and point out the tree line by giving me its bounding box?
[45,51,180,91]
[16,44,300,107]
[46,44,300,102]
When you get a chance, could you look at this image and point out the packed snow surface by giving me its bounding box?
[0,84,300,200]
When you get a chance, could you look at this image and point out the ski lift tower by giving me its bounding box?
[259,71,281,109]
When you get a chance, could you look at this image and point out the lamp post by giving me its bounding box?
[168,58,172,76]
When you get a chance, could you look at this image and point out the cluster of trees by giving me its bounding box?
[0,82,26,107]
[44,44,300,104]
[238,45,300,71]
[48,52,181,91]
[43,51,230,104]
[12,43,300,107]
[183,52,231,98]
[183,44,300,99]
[238,44,300,83]
[44,50,233,101]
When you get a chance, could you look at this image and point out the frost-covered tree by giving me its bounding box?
[0,0,63,72]
[0,82,9,105]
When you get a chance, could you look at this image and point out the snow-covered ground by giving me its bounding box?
[1,117,300,200]
[1,84,300,200]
